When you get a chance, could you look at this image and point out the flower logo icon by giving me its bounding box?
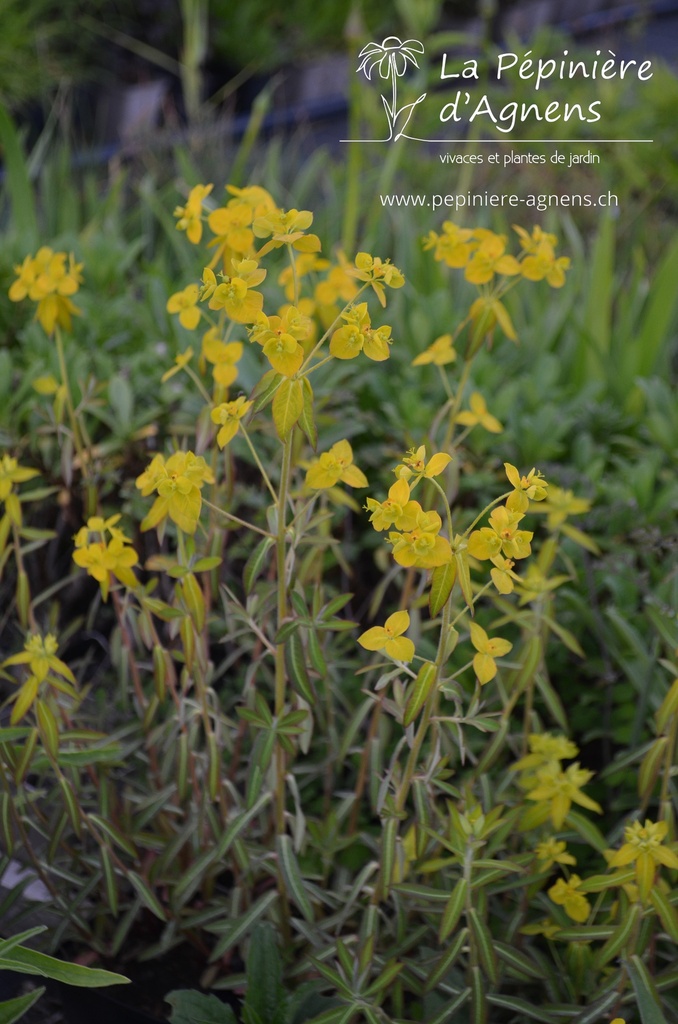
[356,36,427,141]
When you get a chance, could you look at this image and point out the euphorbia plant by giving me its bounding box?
[0,185,675,1024]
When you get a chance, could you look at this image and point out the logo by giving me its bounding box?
[350,36,427,142]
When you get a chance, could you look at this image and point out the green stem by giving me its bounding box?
[202,498,274,538]
[240,424,278,503]
[54,326,96,514]
[443,358,472,450]
[659,706,678,824]
[462,491,512,537]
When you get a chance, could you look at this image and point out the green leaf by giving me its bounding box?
[429,561,456,617]
[244,923,287,1024]
[626,954,668,1024]
[272,378,303,440]
[277,835,314,922]
[594,904,641,968]
[0,103,38,243]
[487,995,559,1024]
[468,908,497,984]
[166,989,237,1024]
[108,373,134,430]
[438,878,467,943]
[250,369,283,413]
[0,946,129,987]
[299,377,317,450]
[0,987,45,1024]
[287,632,314,702]
[403,662,437,728]
[650,886,678,943]
[243,537,274,595]
[128,871,167,921]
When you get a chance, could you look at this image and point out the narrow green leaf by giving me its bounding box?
[299,377,317,449]
[403,662,437,728]
[468,908,497,984]
[166,989,237,1023]
[487,995,559,1024]
[626,954,668,1024]
[277,834,314,922]
[128,871,167,921]
[287,632,314,702]
[438,878,467,943]
[0,986,45,1024]
[243,537,274,594]
[429,561,456,617]
[426,928,467,991]
[0,946,129,986]
[250,368,282,413]
[594,904,641,968]
[650,886,678,943]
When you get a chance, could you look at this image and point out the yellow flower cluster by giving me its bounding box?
[136,451,214,535]
[424,223,570,288]
[305,440,367,491]
[513,732,602,830]
[1,632,76,725]
[9,247,83,334]
[608,818,678,901]
[72,514,139,602]
[0,454,39,527]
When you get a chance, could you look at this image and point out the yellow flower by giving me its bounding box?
[608,819,678,901]
[253,208,321,256]
[0,455,39,501]
[389,509,452,569]
[208,272,264,325]
[9,248,83,334]
[465,232,520,285]
[137,451,214,535]
[513,733,579,773]
[534,486,591,528]
[520,240,570,288]
[306,440,368,490]
[167,285,201,330]
[535,838,577,871]
[504,463,548,513]
[424,222,475,268]
[73,536,138,601]
[394,445,452,482]
[365,478,421,532]
[72,514,138,600]
[250,306,311,376]
[513,225,558,254]
[412,333,457,367]
[161,347,194,383]
[207,201,254,261]
[454,392,503,434]
[329,303,392,362]
[201,330,243,387]
[526,762,602,829]
[519,917,561,939]
[174,183,213,244]
[2,633,75,686]
[350,252,405,307]
[358,610,415,663]
[467,505,533,561]
[489,554,520,595]
[2,632,76,725]
[548,874,590,923]
[469,621,512,685]
[211,396,253,448]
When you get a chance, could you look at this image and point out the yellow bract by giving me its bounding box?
[525,762,602,829]
[412,333,457,366]
[358,609,415,663]
[535,838,576,871]
[468,621,512,685]
[365,478,421,532]
[548,874,590,923]
[174,183,213,244]
[467,505,533,561]
[455,392,503,434]
[608,819,678,901]
[166,284,201,330]
[136,451,214,534]
[9,247,83,334]
[504,463,549,513]
[211,396,253,448]
[305,440,368,490]
[329,303,392,361]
